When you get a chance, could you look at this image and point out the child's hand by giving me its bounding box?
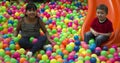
[26,51,33,58]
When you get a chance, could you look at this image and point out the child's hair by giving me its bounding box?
[97,4,108,14]
[26,2,37,11]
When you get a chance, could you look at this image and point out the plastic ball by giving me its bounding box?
[17,48,25,54]
[40,50,45,55]
[107,54,113,59]
[29,37,34,42]
[50,59,57,63]
[13,37,19,42]
[90,57,96,63]
[100,51,107,57]
[66,45,73,52]
[102,46,108,51]
[74,46,79,52]
[99,56,107,61]
[75,40,81,46]
[89,39,95,44]
[9,44,15,50]
[32,38,38,44]
[109,48,116,54]
[42,54,48,61]
[10,58,17,63]
[12,52,20,59]
[46,50,52,57]
[29,57,36,63]
[20,58,26,63]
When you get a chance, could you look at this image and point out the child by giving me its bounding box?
[84,4,113,47]
[14,3,55,57]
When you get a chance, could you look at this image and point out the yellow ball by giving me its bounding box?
[15,12,20,16]
[91,54,98,58]
[17,34,22,39]
[19,48,25,54]
[69,42,75,48]
[42,54,48,61]
[50,59,57,63]
[53,45,59,50]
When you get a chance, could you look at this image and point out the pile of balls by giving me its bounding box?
[0,0,120,63]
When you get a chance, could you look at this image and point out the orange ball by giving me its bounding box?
[106,60,112,63]
[2,28,8,34]
[48,24,53,29]
[5,62,10,63]
[114,61,120,63]
[62,40,68,46]
[57,58,63,63]
[5,51,11,56]
[3,44,8,49]
[55,55,62,59]
[37,54,42,60]
[62,50,69,55]
[20,58,26,63]
[15,43,20,50]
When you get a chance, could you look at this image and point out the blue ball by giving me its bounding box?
[90,57,97,63]
[74,35,79,40]
[5,47,10,51]
[74,55,78,59]
[102,46,108,51]
[95,50,100,56]
[74,46,79,52]
[89,44,96,52]
[75,40,81,46]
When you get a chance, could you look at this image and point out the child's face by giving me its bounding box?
[26,9,37,18]
[96,9,107,21]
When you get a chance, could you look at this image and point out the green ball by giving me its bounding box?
[29,57,36,63]
[52,29,57,34]
[40,50,45,55]
[58,2,62,5]
[101,51,107,56]
[51,53,57,56]
[72,30,77,34]
[63,55,68,59]
[20,14,25,17]
[84,56,90,61]
[0,51,5,57]
[10,50,15,54]
[107,54,113,59]
[29,37,34,42]
[0,26,3,31]
[68,27,73,33]
[56,49,61,54]
[13,23,17,27]
[39,60,45,63]
[78,56,84,60]
[13,37,19,42]
[9,44,15,50]
[42,17,47,23]
[10,58,17,63]
[79,20,84,25]
[89,39,95,44]
[86,49,92,54]
[45,5,49,9]
[4,58,10,62]
[109,48,116,54]
[54,37,59,42]
[66,45,73,52]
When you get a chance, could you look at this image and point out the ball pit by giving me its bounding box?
[0,0,120,63]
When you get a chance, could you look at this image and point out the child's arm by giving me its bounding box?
[90,28,112,36]
[90,28,99,36]
[39,18,56,45]
[14,20,21,37]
